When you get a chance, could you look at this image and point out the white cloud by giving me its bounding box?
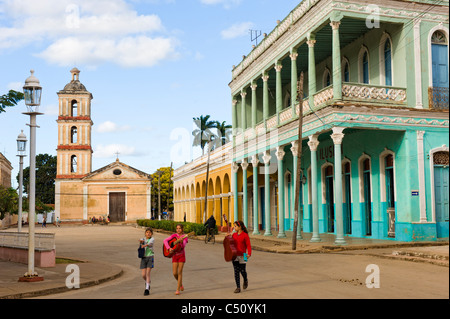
[93,144,142,158]
[221,22,254,39]
[0,0,178,68]
[97,121,132,133]
[200,0,242,8]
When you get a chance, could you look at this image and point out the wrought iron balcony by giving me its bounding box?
[429,87,449,110]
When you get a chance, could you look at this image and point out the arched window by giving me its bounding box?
[362,52,369,84]
[71,155,77,173]
[384,40,392,86]
[71,100,78,117]
[323,68,331,88]
[71,126,77,144]
[342,59,350,82]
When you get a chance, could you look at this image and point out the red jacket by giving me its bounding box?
[232,232,252,257]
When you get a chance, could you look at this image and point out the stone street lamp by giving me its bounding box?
[20,70,44,282]
[16,130,27,232]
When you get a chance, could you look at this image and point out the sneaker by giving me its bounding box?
[234,288,241,293]
[180,285,184,291]
[144,289,149,296]
[175,290,180,295]
[243,280,248,290]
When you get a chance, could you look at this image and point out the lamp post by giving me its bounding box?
[157,170,163,220]
[17,130,27,232]
[20,70,44,282]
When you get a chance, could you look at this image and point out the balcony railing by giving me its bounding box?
[234,82,408,143]
[429,87,449,110]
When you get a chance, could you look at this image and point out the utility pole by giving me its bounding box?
[292,72,304,250]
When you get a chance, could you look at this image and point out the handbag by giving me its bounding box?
[138,244,145,258]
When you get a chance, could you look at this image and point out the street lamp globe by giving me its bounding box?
[23,70,42,112]
[17,130,27,157]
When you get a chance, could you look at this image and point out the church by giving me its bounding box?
[54,68,152,223]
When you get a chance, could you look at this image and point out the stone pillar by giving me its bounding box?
[276,146,286,238]
[307,35,317,110]
[290,50,299,117]
[330,20,342,100]
[241,90,247,131]
[275,62,283,124]
[262,150,272,236]
[262,72,269,127]
[252,154,261,235]
[251,82,258,128]
[232,162,240,222]
[308,134,321,242]
[232,99,238,136]
[241,158,249,226]
[331,127,346,245]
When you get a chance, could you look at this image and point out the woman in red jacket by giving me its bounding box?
[229,220,252,293]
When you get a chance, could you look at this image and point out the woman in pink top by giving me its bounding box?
[163,224,188,295]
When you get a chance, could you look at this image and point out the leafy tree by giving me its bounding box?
[18,154,57,204]
[213,120,232,148]
[0,186,18,219]
[0,90,24,114]
[192,115,216,155]
[150,167,174,213]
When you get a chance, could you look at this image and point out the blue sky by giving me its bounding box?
[0,0,301,187]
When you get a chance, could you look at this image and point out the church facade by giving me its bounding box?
[54,68,152,223]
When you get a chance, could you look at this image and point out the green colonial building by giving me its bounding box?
[230,0,449,243]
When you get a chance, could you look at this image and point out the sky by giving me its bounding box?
[0,0,302,188]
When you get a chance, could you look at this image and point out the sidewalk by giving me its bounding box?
[0,226,448,299]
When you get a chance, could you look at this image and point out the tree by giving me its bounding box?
[0,186,18,220]
[18,154,57,204]
[0,90,24,114]
[192,115,216,155]
[213,120,232,148]
[150,167,174,213]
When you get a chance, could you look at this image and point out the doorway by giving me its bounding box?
[325,165,335,233]
[109,192,126,222]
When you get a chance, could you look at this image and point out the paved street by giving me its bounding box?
[28,225,448,300]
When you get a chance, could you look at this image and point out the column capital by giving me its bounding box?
[274,64,283,72]
[232,99,238,106]
[275,146,285,161]
[290,52,298,60]
[231,162,240,173]
[307,134,320,151]
[251,155,259,166]
[290,141,299,157]
[262,74,269,82]
[307,39,316,48]
[262,151,271,165]
[241,159,249,171]
[240,91,247,98]
[331,127,345,145]
[417,130,425,140]
[330,20,341,30]
[251,83,258,91]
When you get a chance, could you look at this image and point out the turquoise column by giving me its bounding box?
[290,50,298,117]
[232,162,239,222]
[331,127,346,245]
[262,72,269,127]
[275,62,283,124]
[308,134,321,242]
[232,99,238,136]
[330,20,342,100]
[251,82,257,128]
[307,35,316,110]
[241,159,249,226]
[241,90,247,131]
[276,146,286,238]
[252,155,260,235]
[262,150,272,236]
[291,141,303,239]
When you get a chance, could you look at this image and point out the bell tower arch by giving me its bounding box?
[56,68,94,178]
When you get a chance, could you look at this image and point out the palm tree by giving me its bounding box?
[213,121,232,148]
[192,115,216,155]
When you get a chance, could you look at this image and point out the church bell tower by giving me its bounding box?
[56,68,93,179]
